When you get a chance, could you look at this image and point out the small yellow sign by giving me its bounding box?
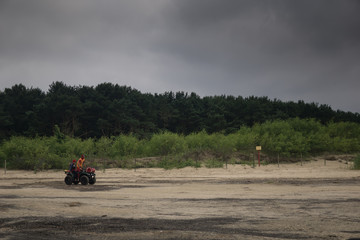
[256,146,262,151]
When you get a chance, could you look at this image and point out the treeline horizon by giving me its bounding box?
[1,81,360,140]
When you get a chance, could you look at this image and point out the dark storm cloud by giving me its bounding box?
[0,0,359,112]
[0,0,167,90]
[160,0,360,111]
[278,1,360,50]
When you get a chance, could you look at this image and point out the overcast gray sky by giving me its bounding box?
[1,0,359,113]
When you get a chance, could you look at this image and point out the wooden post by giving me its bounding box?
[102,158,106,173]
[253,152,255,168]
[277,153,280,168]
[346,153,348,165]
[4,160,6,175]
[134,158,136,172]
[301,153,303,166]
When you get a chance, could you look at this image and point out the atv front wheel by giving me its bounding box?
[89,177,96,185]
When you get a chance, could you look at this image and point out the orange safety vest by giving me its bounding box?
[77,157,85,169]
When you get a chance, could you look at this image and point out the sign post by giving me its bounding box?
[256,146,261,167]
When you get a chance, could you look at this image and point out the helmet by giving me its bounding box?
[81,154,84,158]
[72,159,76,163]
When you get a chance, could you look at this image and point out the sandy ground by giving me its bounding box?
[0,158,360,240]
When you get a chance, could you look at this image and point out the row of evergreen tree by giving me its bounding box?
[1,81,359,140]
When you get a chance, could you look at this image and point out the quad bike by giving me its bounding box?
[64,167,96,185]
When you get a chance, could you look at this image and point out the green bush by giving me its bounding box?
[210,133,236,160]
[110,135,141,159]
[185,130,213,151]
[254,120,309,156]
[233,126,258,151]
[95,136,114,159]
[146,132,187,156]
[0,136,66,170]
[63,137,95,158]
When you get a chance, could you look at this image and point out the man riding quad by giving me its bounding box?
[77,154,85,171]
[69,159,76,172]
[64,155,96,185]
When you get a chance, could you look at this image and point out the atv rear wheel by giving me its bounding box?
[80,175,89,185]
[64,176,72,185]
